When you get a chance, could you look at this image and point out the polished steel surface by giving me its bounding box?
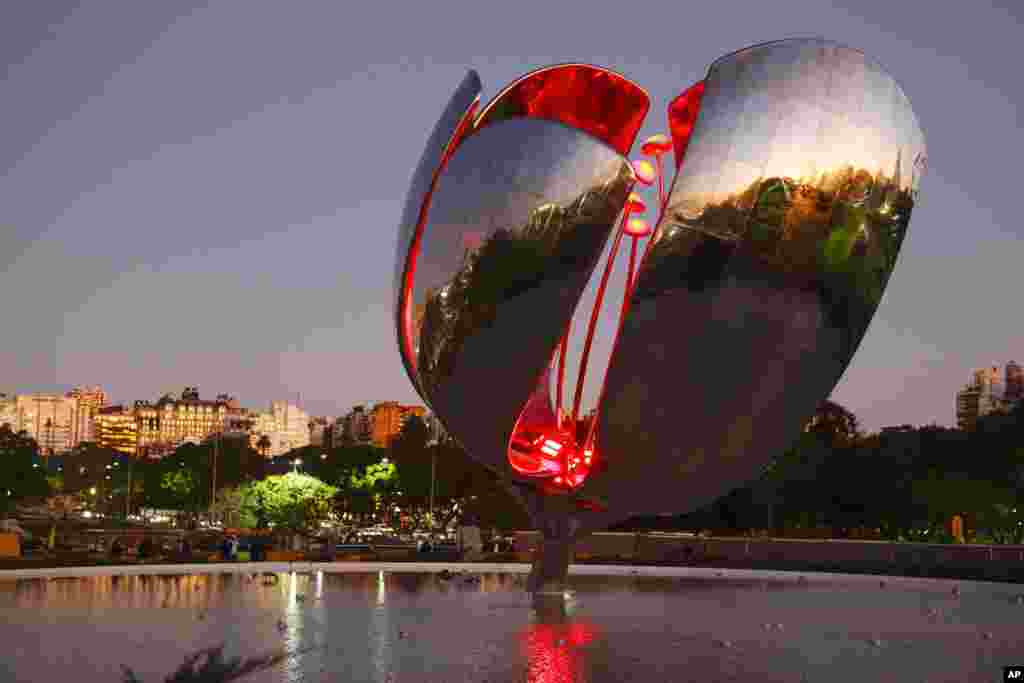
[590,39,926,523]
[396,41,926,535]
[408,117,634,476]
[395,70,481,401]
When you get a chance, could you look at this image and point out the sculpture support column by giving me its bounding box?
[516,487,581,594]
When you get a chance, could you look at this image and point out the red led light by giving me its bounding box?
[632,159,655,185]
[624,217,651,237]
[667,80,706,171]
[625,192,647,214]
[640,133,672,157]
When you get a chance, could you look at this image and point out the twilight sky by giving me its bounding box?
[1,0,1021,431]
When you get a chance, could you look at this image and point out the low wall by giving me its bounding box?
[513,531,1024,580]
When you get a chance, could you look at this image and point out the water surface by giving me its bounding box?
[2,569,1021,682]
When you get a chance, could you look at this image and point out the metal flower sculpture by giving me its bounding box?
[395,38,926,592]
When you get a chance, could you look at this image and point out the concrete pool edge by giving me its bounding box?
[0,561,1015,589]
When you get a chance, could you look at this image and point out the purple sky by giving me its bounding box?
[1,0,1021,431]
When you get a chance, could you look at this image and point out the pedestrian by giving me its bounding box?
[221,536,231,562]
[229,535,239,561]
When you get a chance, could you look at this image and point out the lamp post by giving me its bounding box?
[429,437,440,533]
[210,429,219,525]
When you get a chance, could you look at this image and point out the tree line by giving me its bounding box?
[621,400,1024,544]
[3,398,1022,542]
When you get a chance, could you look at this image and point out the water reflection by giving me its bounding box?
[2,571,1021,682]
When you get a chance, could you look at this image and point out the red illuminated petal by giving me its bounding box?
[667,80,706,171]
[474,64,650,156]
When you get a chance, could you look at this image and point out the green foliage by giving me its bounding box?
[238,473,337,531]
[349,461,396,490]
[0,425,49,513]
[162,470,197,503]
[212,486,255,529]
[667,400,1024,543]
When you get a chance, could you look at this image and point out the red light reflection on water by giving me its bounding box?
[521,621,600,683]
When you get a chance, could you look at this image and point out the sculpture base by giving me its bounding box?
[518,487,580,595]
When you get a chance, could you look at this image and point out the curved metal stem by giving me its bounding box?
[554,327,569,430]
[618,235,634,321]
[570,209,630,426]
[656,155,666,211]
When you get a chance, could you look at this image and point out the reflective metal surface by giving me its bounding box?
[396,41,925,536]
[474,64,650,156]
[395,70,481,400]
[591,39,926,523]
[409,117,635,476]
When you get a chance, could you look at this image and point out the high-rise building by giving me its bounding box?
[956,383,982,430]
[957,364,1012,430]
[370,401,427,448]
[240,402,310,457]
[978,365,1003,416]
[0,394,15,431]
[94,406,138,455]
[1005,361,1023,404]
[14,393,80,453]
[66,385,108,445]
[336,405,373,446]
[133,387,232,457]
[308,416,330,448]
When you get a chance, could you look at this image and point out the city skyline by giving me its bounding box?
[1,2,1022,433]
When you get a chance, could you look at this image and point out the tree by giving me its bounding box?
[0,425,50,514]
[161,470,198,509]
[238,473,337,531]
[805,400,860,445]
[212,486,255,529]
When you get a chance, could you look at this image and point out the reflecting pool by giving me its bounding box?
[1,569,1021,682]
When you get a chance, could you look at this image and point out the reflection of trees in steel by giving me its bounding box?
[649,162,915,351]
[417,167,632,401]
